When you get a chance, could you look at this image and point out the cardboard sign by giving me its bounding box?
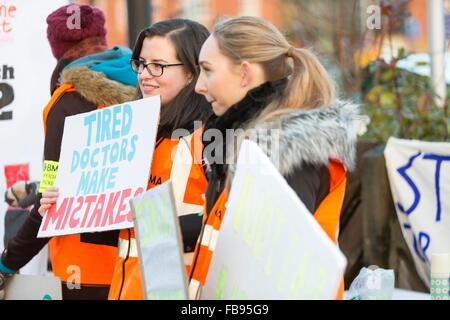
[202,140,347,299]
[38,96,160,237]
[385,137,450,287]
[130,181,188,300]
[4,274,62,300]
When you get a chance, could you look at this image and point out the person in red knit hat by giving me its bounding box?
[46,4,109,94]
[46,4,107,60]
[0,3,137,300]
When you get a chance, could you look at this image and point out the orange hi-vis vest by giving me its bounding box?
[108,128,207,300]
[42,83,115,287]
[187,159,347,300]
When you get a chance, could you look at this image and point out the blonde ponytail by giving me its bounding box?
[285,47,335,109]
[213,16,336,124]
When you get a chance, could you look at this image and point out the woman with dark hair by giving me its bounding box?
[130,19,211,139]
[106,19,212,300]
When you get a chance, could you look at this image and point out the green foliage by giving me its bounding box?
[360,57,450,143]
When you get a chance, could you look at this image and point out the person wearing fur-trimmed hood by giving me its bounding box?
[0,4,136,300]
[187,16,367,300]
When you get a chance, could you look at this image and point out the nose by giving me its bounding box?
[138,66,153,81]
[195,72,207,96]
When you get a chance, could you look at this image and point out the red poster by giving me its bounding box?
[4,163,29,188]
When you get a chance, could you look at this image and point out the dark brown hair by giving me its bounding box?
[132,19,212,138]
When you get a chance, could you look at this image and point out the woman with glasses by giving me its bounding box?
[107,19,212,300]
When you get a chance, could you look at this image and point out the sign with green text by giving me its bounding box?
[202,140,347,299]
[130,181,188,300]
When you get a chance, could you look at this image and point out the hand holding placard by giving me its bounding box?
[38,96,161,237]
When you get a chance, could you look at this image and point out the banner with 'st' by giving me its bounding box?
[385,137,450,288]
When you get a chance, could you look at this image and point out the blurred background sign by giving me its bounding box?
[0,0,69,275]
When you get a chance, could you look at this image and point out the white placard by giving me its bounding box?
[202,140,347,299]
[38,96,160,237]
[130,181,188,300]
[385,137,450,287]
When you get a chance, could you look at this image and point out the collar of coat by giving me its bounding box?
[202,79,288,180]
[204,79,288,134]
[245,100,361,177]
[60,66,136,107]
[217,82,363,178]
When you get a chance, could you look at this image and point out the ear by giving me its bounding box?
[240,61,253,87]
[186,71,194,85]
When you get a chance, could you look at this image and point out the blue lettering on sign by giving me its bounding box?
[396,152,422,215]
[422,154,450,222]
[403,224,430,263]
[397,152,450,221]
[415,232,431,263]
[396,151,450,264]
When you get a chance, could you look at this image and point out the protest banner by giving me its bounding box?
[0,0,68,274]
[202,140,347,299]
[130,181,188,300]
[38,96,160,237]
[385,137,450,287]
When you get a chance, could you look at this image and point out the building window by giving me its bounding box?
[240,0,261,16]
[183,0,209,23]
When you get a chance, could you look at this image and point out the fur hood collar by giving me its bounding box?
[61,66,136,106]
[249,100,362,176]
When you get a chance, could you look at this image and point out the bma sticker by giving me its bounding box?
[39,160,59,193]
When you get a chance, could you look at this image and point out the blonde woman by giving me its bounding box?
[188,16,363,299]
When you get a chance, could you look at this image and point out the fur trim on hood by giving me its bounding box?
[61,66,136,106]
[245,100,362,176]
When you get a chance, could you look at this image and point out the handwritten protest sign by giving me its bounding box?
[38,96,160,237]
[202,140,347,299]
[385,137,450,287]
[130,181,188,300]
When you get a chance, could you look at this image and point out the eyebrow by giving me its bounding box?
[199,61,211,67]
[138,57,169,63]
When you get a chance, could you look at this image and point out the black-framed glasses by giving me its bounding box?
[130,59,184,77]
